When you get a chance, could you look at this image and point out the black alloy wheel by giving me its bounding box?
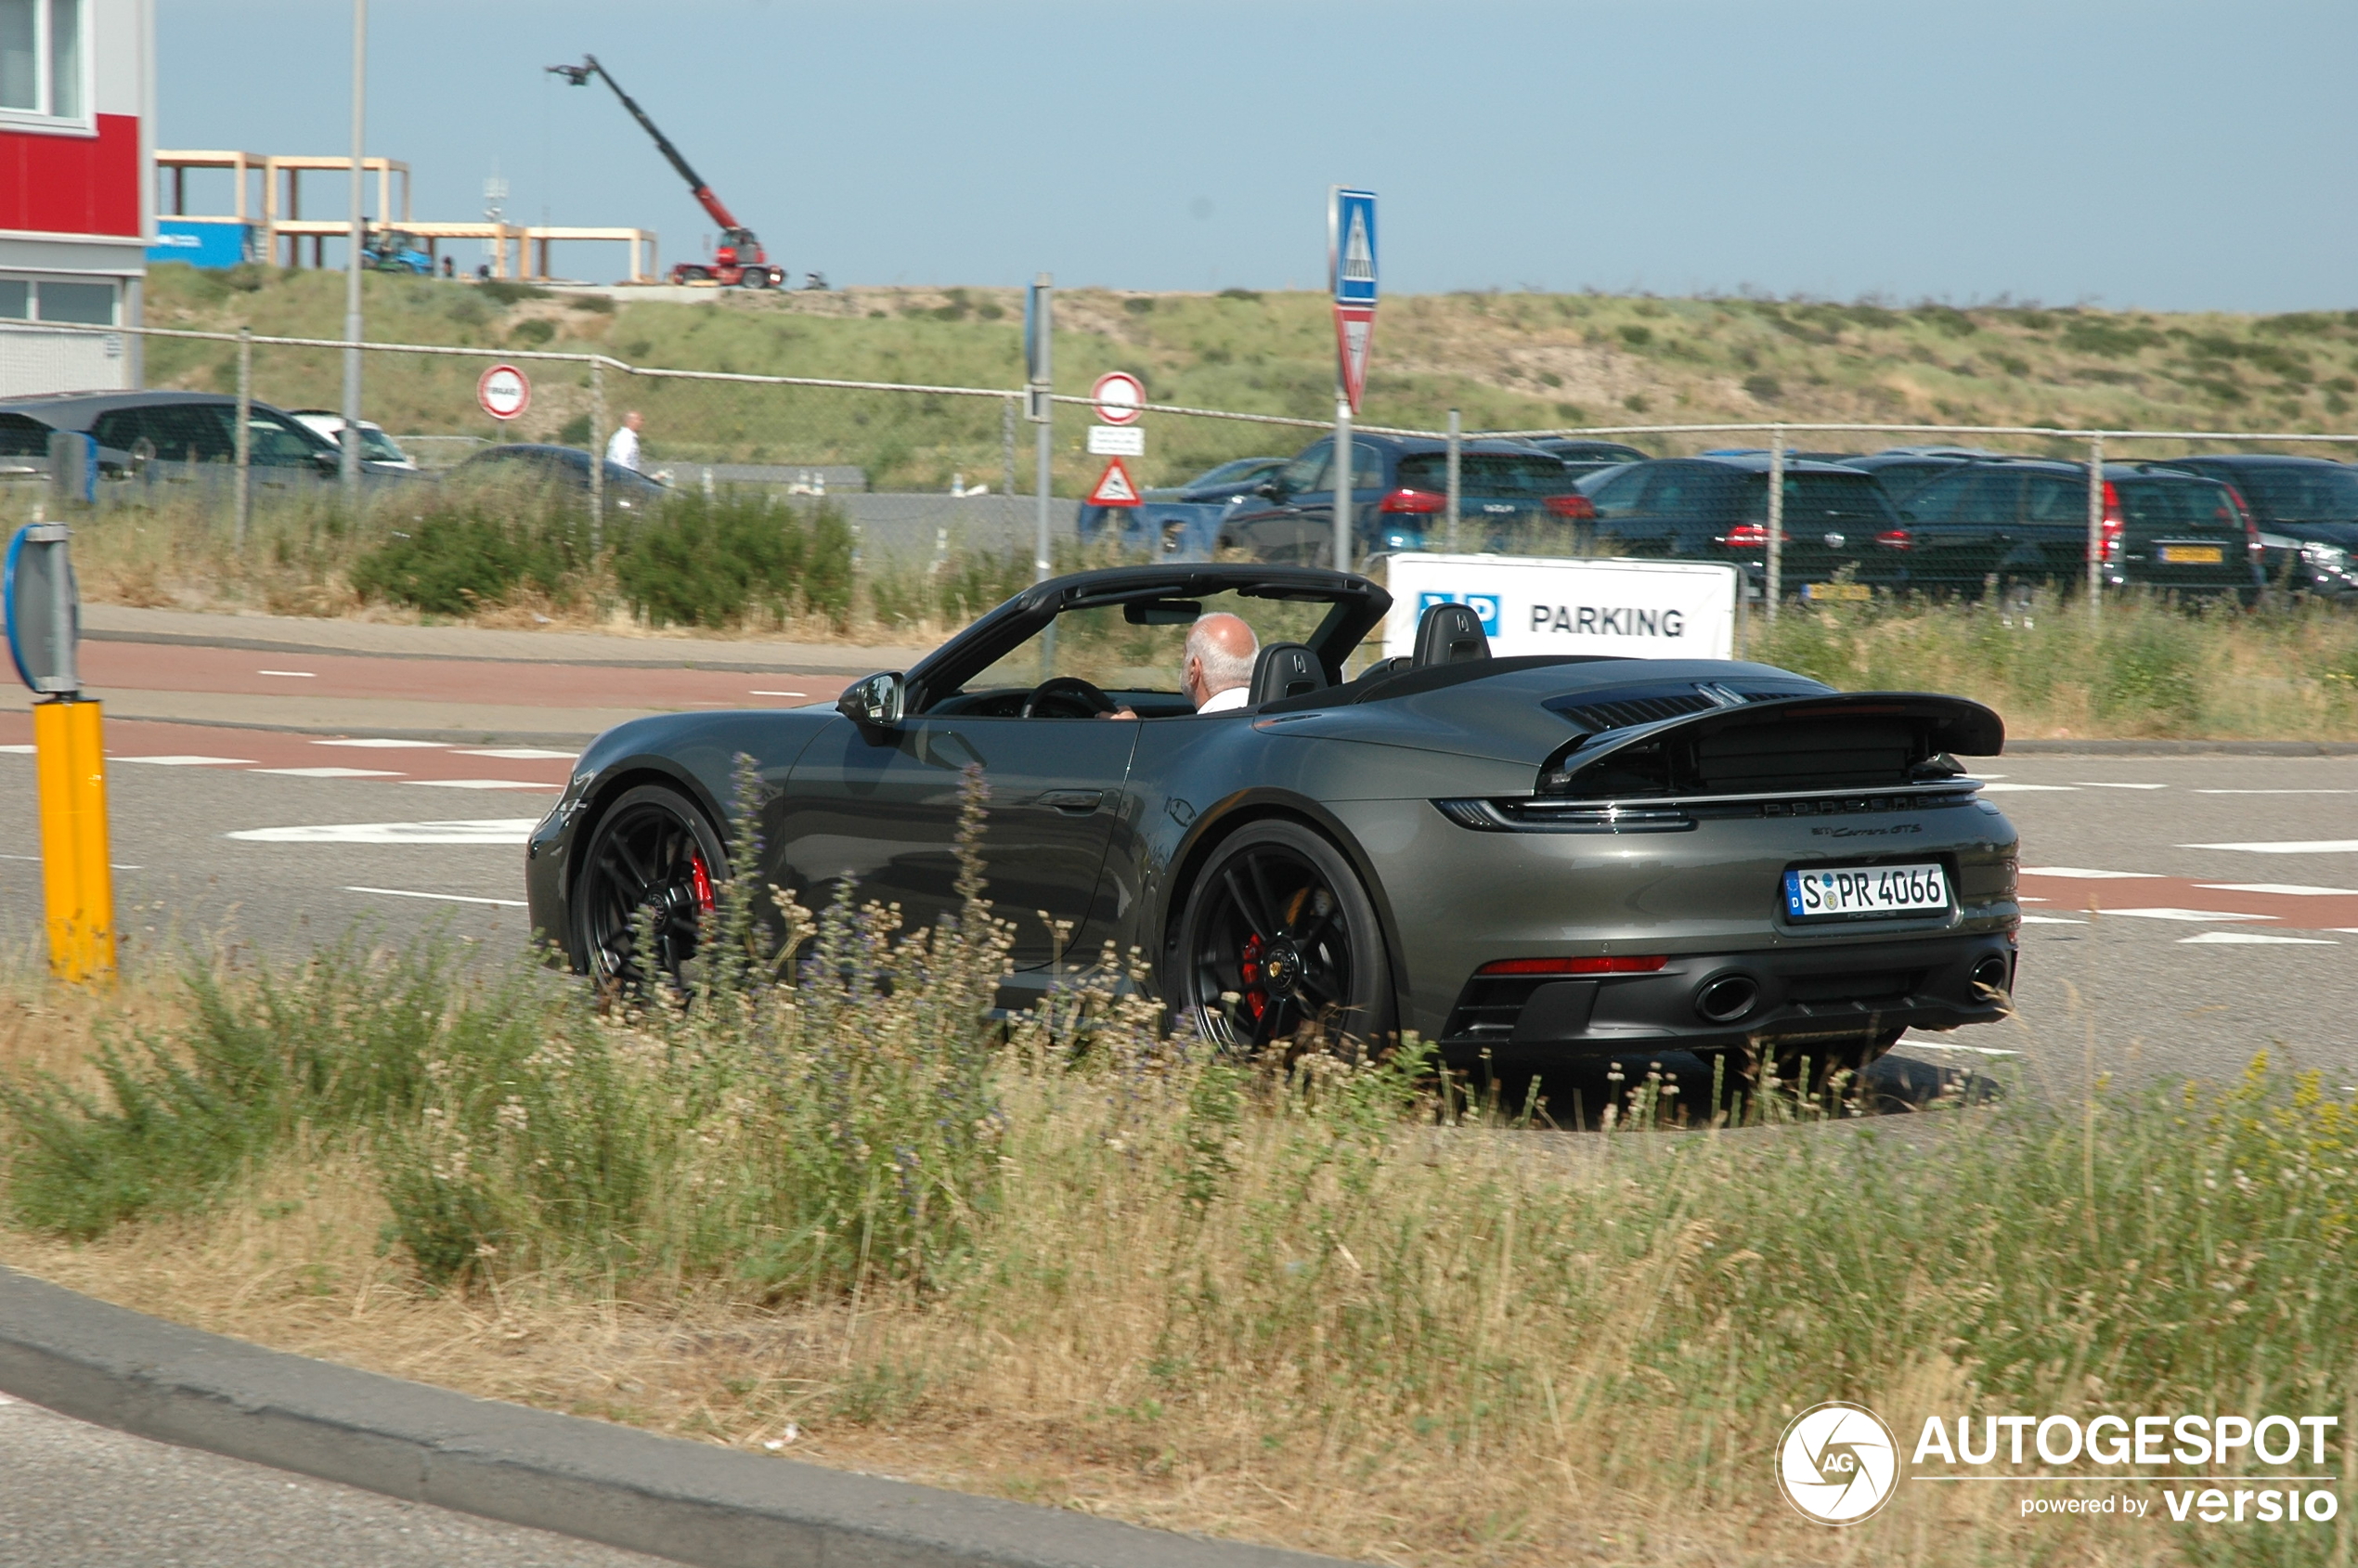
[1174,820,1393,1059]
[573,784,727,991]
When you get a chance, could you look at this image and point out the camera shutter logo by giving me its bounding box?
[1777,1402,1899,1525]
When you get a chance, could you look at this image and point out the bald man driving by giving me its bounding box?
[1100,612,1259,719]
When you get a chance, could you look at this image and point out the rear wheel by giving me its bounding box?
[676,265,711,283]
[739,267,773,289]
[1173,820,1393,1059]
[572,784,725,991]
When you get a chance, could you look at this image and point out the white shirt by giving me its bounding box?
[1198,684,1251,714]
[604,425,641,472]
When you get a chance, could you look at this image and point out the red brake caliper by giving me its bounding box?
[690,855,717,914]
[1238,932,1267,1022]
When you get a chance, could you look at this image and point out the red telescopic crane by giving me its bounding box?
[547,55,785,289]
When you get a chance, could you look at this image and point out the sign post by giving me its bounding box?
[1025,274,1054,587]
[5,521,112,981]
[1328,188,1378,573]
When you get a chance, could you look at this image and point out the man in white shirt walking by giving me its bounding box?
[604,409,644,473]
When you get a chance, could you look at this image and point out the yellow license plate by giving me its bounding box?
[2160,545,2223,564]
[1806,582,1872,603]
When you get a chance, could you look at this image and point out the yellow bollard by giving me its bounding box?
[33,697,113,982]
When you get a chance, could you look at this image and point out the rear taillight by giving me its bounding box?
[1875,527,1912,551]
[1378,487,1445,514]
[1722,523,1788,549]
[1477,955,1667,977]
[1543,493,1597,520]
[2096,481,2125,564]
[2224,484,2263,555]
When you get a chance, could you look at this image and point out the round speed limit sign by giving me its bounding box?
[477,364,531,421]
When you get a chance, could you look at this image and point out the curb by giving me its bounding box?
[2004,739,2358,756]
[0,1268,1354,1568]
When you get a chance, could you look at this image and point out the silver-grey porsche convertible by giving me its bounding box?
[525,563,2020,1081]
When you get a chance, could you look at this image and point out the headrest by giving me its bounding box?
[1413,602,1492,667]
[1249,641,1327,707]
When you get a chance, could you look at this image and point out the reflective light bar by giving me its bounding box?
[1475,955,1668,977]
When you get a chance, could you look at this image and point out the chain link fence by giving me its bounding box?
[6,318,2356,633]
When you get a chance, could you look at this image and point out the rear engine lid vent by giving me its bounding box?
[1545,689,1718,733]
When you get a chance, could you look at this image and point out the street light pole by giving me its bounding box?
[340,0,368,512]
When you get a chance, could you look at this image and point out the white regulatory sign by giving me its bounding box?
[1090,370,1145,425]
[1380,553,1738,661]
[477,364,531,421]
[1086,424,1144,456]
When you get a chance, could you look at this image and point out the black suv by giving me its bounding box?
[1218,434,1594,562]
[1870,459,2261,598]
[1582,454,1901,593]
[1524,437,1652,479]
[2157,454,2358,600]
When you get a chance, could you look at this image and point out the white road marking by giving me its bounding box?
[343,886,528,908]
[110,755,256,766]
[2183,840,2358,854]
[2020,914,2086,925]
[256,669,316,678]
[2022,866,2160,879]
[453,747,576,759]
[750,690,806,698]
[1899,1039,2024,1057]
[0,853,141,869]
[2196,883,2358,897]
[0,744,33,754]
[1979,783,2076,792]
[405,778,560,791]
[2107,907,2277,923]
[252,766,403,779]
[2177,931,2340,946]
[2196,789,2358,795]
[2073,782,2170,790]
[228,818,538,845]
[314,737,446,749]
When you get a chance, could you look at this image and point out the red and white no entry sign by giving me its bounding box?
[1091,370,1146,425]
[477,364,531,421]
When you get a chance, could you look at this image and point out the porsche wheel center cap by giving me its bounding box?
[1260,940,1302,995]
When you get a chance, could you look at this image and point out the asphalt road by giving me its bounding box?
[0,1393,668,1568]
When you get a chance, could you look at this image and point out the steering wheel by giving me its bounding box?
[1021,675,1120,719]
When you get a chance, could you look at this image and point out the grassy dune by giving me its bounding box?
[141,266,2358,492]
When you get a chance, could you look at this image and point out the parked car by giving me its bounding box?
[1581,454,1901,594]
[1525,437,1652,479]
[2254,530,2358,601]
[290,410,420,471]
[1872,459,2261,599]
[0,389,412,489]
[1078,456,1288,558]
[2155,454,2358,595]
[445,443,668,510]
[531,561,2017,1088]
[1216,435,1596,562]
[1838,450,1992,500]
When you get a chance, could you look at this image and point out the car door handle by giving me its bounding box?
[1037,789,1103,813]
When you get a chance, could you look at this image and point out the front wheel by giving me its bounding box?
[572,784,726,991]
[1172,819,1393,1059]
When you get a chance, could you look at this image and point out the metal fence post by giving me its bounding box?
[588,356,604,554]
[339,0,368,515]
[1001,395,1017,536]
[1445,408,1461,552]
[2085,433,2105,628]
[1030,272,1054,587]
[233,326,252,548]
[1765,426,1785,625]
[1333,395,1354,574]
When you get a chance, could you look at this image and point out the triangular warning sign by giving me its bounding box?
[1086,457,1143,507]
[1342,209,1375,285]
[1334,305,1375,414]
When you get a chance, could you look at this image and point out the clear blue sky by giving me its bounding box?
[161,1,2354,312]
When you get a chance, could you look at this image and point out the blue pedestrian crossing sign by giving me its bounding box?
[1329,188,1377,305]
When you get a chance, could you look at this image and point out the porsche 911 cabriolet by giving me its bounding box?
[525,564,2020,1082]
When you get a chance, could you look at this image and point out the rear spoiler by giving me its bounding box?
[1540,691,2003,798]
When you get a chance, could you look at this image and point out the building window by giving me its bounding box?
[0,279,29,319]
[34,279,115,324]
[0,0,84,121]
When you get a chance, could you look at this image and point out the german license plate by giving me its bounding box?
[1806,582,1872,603]
[1784,862,1950,920]
[2159,544,2222,564]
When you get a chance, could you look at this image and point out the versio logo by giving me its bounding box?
[1778,1402,1901,1524]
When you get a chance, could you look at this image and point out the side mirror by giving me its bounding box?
[837,670,906,729]
[1254,479,1284,500]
